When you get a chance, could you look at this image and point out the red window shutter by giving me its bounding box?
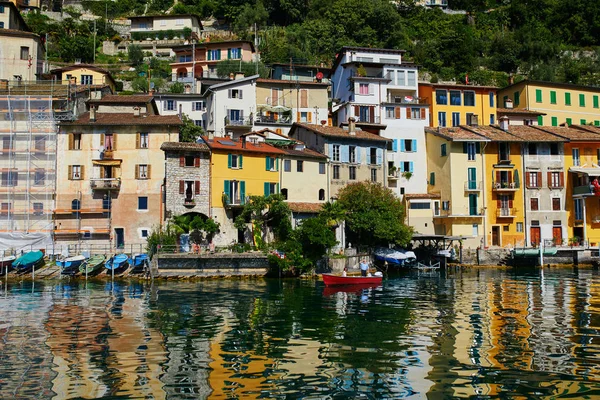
[420,108,426,120]
[194,157,200,168]
[180,156,185,167]
[508,171,512,183]
[369,106,375,122]
[179,180,184,194]
[406,108,411,119]
[537,172,542,187]
[495,171,500,183]
[509,199,513,209]
[354,105,359,117]
[547,171,552,187]
[395,107,400,119]
[497,199,501,208]
[559,172,564,187]
[195,181,200,194]
[525,172,530,188]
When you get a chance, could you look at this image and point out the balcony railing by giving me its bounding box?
[386,96,428,105]
[226,118,252,127]
[573,185,594,196]
[464,181,482,191]
[222,193,247,207]
[492,181,519,191]
[435,208,485,217]
[388,170,400,180]
[255,115,292,124]
[496,208,517,218]
[90,178,121,191]
[183,198,196,207]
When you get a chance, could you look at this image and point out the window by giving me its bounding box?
[193,101,205,111]
[70,133,81,150]
[528,143,537,157]
[527,171,540,188]
[70,165,82,180]
[224,180,245,205]
[183,156,194,167]
[264,182,278,196]
[464,91,475,106]
[33,203,43,216]
[596,121,600,126]
[208,49,221,60]
[566,118,572,126]
[574,198,583,220]
[370,148,377,165]
[176,19,184,26]
[404,139,414,152]
[0,5,4,12]
[549,171,563,188]
[400,187,405,195]
[489,92,495,107]
[430,172,435,185]
[552,198,561,211]
[410,202,431,210]
[579,94,586,107]
[139,132,149,149]
[141,229,149,238]
[348,146,356,163]
[438,112,446,127]
[136,164,149,179]
[296,160,303,172]
[516,222,524,232]
[442,201,450,211]
[535,89,542,103]
[551,117,558,126]
[371,169,377,182]
[266,156,278,171]
[401,161,413,173]
[594,95,599,109]
[359,83,370,95]
[410,108,423,119]
[530,198,539,211]
[0,22,4,29]
[550,91,557,104]
[319,189,325,201]
[166,100,175,111]
[300,111,309,122]
[138,196,148,210]
[179,55,192,63]
[472,224,479,236]
[435,90,447,105]
[452,112,460,127]
[228,89,243,99]
[332,145,340,162]
[450,90,461,105]
[503,225,510,232]
[407,71,416,86]
[565,92,571,106]
[228,154,243,169]
[550,143,559,156]
[490,114,495,125]
[1,170,17,186]
[537,115,543,125]
[0,203,10,219]
[20,47,29,60]
[229,47,242,59]
[349,166,356,180]
[319,162,326,174]
[34,169,44,186]
[434,201,440,216]
[467,142,477,161]
[284,159,291,172]
[80,75,93,85]
[573,148,580,166]
[333,165,340,179]
[581,119,587,125]
[499,142,510,162]
[386,107,395,119]
[441,143,447,157]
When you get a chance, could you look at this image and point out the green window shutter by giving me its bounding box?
[239,155,243,168]
[550,91,556,104]
[581,119,587,125]
[264,182,270,197]
[566,118,572,125]
[223,180,230,203]
[535,89,542,103]
[441,144,446,157]
[275,158,279,171]
[265,156,270,171]
[227,48,231,59]
[565,92,571,106]
[595,121,600,126]
[430,172,435,186]
[240,181,246,204]
[594,95,599,108]
[580,94,586,107]
[514,91,520,106]
[551,117,558,126]
[227,154,232,168]
[537,115,543,126]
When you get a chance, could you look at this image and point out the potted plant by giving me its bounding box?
[569,236,580,247]
[402,171,413,180]
[356,64,367,77]
[389,165,397,177]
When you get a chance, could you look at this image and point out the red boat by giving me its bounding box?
[322,273,383,287]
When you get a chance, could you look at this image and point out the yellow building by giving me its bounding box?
[203,135,285,246]
[498,80,600,127]
[419,83,498,128]
[537,125,600,245]
[49,64,117,93]
[425,126,488,248]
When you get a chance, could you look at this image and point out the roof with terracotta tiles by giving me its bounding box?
[496,108,546,116]
[425,127,490,142]
[160,142,210,152]
[466,125,524,142]
[281,147,327,159]
[505,125,565,142]
[88,95,153,104]
[534,126,600,141]
[291,123,390,142]
[287,202,324,213]
[256,78,329,86]
[201,136,286,154]
[572,125,600,135]
[63,112,183,126]
[404,193,441,199]
[419,82,498,90]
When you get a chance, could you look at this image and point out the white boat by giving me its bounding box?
[373,248,417,267]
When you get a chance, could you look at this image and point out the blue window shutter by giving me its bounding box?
[412,139,417,152]
[328,143,333,159]
[400,140,405,152]
[356,147,361,163]
[399,163,405,173]
[227,154,232,168]
[264,182,270,196]
[266,156,270,171]
[367,149,371,165]
[240,181,246,204]
[409,162,414,172]
[377,148,383,165]
[393,139,398,152]
[224,180,230,203]
[239,155,243,168]
[341,145,349,163]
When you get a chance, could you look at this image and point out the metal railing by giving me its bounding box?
[496,208,517,217]
[90,178,121,190]
[464,181,482,190]
[492,180,519,190]
[255,115,292,124]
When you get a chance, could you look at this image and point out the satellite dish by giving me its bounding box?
[316,72,324,82]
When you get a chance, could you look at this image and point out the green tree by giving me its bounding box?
[215,59,270,79]
[234,194,292,248]
[337,181,413,248]
[294,216,337,264]
[169,81,185,93]
[179,115,204,142]
[128,44,144,66]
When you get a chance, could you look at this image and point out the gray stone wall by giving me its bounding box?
[156,253,269,277]
[165,151,211,218]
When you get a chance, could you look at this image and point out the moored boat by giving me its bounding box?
[57,255,86,275]
[129,253,148,272]
[105,254,129,271]
[322,273,383,286]
[373,248,417,267]
[12,251,44,272]
[79,255,106,275]
[0,255,16,270]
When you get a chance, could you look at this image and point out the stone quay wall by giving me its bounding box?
[155,253,269,278]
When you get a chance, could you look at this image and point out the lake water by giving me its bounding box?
[1,267,599,399]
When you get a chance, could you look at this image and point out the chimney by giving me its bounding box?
[133,106,140,117]
[348,117,356,135]
[89,105,96,122]
[208,130,214,140]
[504,98,513,109]
[499,116,509,131]
[241,135,247,149]
[235,72,245,80]
[468,114,479,127]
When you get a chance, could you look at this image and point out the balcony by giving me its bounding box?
[492,181,518,191]
[255,114,292,125]
[388,170,400,181]
[101,150,114,160]
[222,193,246,207]
[496,208,517,218]
[90,178,121,191]
[183,198,196,207]
[464,181,482,191]
[385,96,428,105]
[573,185,594,196]
[225,118,252,128]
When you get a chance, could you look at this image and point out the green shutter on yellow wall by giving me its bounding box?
[535,89,542,103]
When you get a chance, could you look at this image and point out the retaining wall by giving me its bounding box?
[155,252,269,278]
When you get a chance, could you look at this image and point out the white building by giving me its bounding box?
[205,74,258,138]
[330,46,430,199]
[154,93,208,130]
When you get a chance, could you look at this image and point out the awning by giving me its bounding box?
[257,104,292,112]
[569,167,600,175]
[92,159,122,166]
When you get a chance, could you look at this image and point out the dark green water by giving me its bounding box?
[1,268,599,399]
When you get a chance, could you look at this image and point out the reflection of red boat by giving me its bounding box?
[322,283,381,296]
[322,273,383,286]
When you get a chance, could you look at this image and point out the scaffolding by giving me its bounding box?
[0,95,58,238]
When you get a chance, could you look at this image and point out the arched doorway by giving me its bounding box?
[176,67,188,79]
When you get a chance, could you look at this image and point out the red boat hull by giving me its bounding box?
[322,273,383,286]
